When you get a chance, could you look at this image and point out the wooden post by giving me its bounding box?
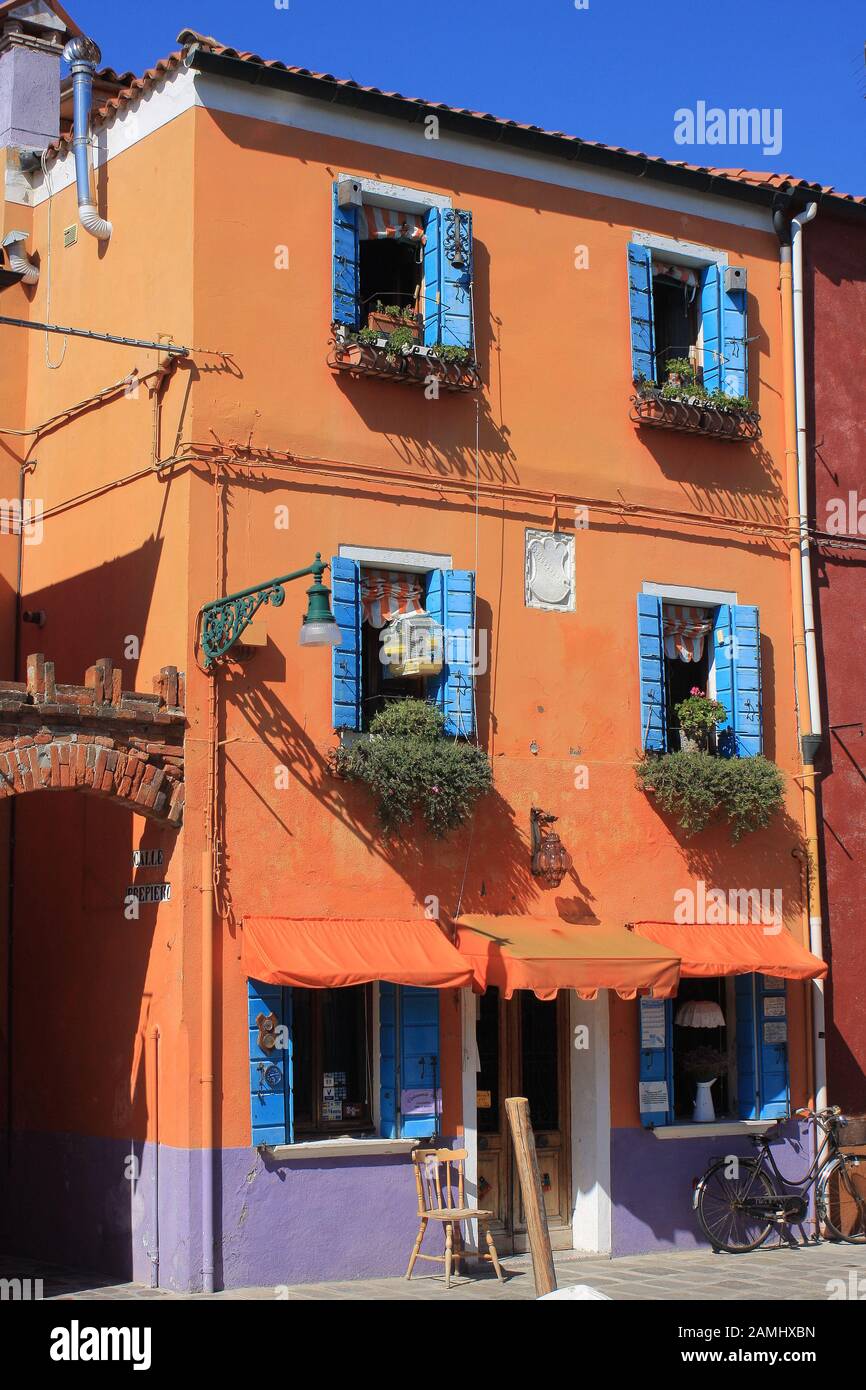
[505,1096,557,1297]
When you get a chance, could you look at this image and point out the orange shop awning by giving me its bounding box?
[242,917,475,990]
[454,916,682,1001]
[630,921,828,981]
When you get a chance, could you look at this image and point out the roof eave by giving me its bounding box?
[187,46,864,221]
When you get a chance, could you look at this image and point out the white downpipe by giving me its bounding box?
[1,231,39,284]
[791,200,827,1111]
[792,202,820,736]
[459,988,479,1252]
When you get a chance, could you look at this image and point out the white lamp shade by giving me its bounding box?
[298,621,342,648]
[675,999,726,1028]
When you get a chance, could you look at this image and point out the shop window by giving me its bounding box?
[291,986,373,1137]
[639,973,789,1128]
[331,558,476,737]
[248,979,442,1146]
[637,593,762,756]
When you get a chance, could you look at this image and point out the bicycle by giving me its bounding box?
[693,1106,866,1253]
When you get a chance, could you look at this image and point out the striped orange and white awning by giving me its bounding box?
[360,205,425,243]
[361,569,425,629]
[663,605,713,664]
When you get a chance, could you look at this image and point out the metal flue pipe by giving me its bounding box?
[62,36,112,241]
[1,232,39,284]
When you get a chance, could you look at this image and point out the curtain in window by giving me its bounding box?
[663,604,713,663]
[360,569,425,628]
[652,259,699,289]
[360,205,426,243]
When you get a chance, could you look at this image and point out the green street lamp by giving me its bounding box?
[199,553,341,668]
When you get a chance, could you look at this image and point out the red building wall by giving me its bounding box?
[807,213,866,1110]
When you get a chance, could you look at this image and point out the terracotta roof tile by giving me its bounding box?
[42,26,866,211]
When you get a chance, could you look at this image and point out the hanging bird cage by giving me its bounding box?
[380,610,444,678]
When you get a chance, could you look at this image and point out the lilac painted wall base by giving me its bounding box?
[610,1123,814,1256]
[0,1132,425,1291]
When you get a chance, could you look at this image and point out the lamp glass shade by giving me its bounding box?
[298,620,341,648]
[674,1000,726,1029]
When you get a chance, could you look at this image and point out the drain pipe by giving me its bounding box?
[792,203,821,738]
[1,232,39,284]
[62,37,112,242]
[774,200,827,1111]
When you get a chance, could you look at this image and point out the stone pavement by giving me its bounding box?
[3,1240,866,1300]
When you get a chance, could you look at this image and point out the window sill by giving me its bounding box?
[630,390,761,442]
[259,1136,420,1161]
[329,338,480,392]
[653,1120,781,1140]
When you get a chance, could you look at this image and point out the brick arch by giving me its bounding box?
[0,656,185,828]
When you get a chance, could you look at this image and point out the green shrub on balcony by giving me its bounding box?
[635,749,785,841]
[332,698,493,838]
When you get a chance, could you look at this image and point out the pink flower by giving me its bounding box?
[690,686,704,697]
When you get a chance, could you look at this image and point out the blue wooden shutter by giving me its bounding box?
[427,569,475,737]
[331,556,362,730]
[639,998,674,1128]
[735,974,789,1120]
[440,209,473,350]
[637,594,667,752]
[627,242,655,382]
[756,975,789,1119]
[423,207,442,346]
[721,269,748,398]
[379,980,398,1138]
[712,604,762,757]
[332,184,360,329]
[379,983,441,1139]
[248,979,293,1145]
[700,264,722,392]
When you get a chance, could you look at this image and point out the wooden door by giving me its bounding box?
[475,988,572,1252]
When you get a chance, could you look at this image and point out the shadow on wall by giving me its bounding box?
[217,658,539,937]
[19,535,165,688]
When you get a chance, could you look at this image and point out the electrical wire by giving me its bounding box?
[40,149,67,370]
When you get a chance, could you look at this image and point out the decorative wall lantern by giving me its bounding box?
[199,552,341,667]
[530,807,571,887]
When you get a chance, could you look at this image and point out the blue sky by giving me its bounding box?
[69,0,866,194]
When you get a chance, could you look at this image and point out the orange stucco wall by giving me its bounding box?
[3,87,810,1155]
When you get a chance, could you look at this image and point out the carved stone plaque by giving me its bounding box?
[525,530,575,611]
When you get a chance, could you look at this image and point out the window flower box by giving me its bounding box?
[631,384,761,442]
[329,330,480,392]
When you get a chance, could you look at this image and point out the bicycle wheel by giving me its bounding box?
[696,1157,776,1253]
[817,1156,866,1243]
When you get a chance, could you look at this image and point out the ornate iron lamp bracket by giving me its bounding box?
[199,553,329,667]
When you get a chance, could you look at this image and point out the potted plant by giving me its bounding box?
[674,687,727,753]
[664,356,694,386]
[367,302,421,341]
[331,698,493,838]
[683,1046,728,1123]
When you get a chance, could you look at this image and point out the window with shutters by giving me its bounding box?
[639,974,789,1129]
[637,593,763,758]
[627,238,760,442]
[333,556,476,738]
[330,178,479,391]
[248,978,442,1146]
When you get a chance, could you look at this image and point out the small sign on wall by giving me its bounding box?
[639,1080,669,1114]
[125,883,171,904]
[132,848,164,868]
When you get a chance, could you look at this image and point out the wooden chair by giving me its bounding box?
[406,1147,505,1288]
